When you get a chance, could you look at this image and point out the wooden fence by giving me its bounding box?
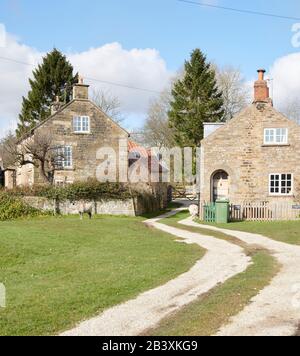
[230,201,300,221]
[199,201,300,222]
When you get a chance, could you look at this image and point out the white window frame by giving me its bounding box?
[63,146,73,168]
[269,173,293,196]
[56,146,73,169]
[73,116,90,134]
[264,128,288,145]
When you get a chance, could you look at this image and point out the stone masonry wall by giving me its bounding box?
[32,99,129,185]
[22,195,162,217]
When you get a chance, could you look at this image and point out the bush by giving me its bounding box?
[6,180,136,202]
[0,192,44,221]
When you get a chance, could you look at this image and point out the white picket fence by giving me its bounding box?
[199,201,300,222]
[231,201,300,221]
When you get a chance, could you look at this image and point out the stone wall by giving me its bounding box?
[22,195,163,217]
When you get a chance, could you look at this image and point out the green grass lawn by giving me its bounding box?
[0,215,203,336]
[146,210,279,336]
[202,220,300,246]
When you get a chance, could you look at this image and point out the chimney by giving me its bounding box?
[51,96,63,115]
[254,69,272,104]
[73,75,89,100]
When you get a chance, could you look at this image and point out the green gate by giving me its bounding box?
[204,203,216,222]
[204,201,230,223]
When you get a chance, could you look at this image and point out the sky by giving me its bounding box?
[0,0,300,136]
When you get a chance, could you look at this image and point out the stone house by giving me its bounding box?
[9,78,128,187]
[5,79,168,208]
[200,69,300,205]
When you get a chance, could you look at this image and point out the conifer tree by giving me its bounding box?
[169,49,224,147]
[17,49,78,136]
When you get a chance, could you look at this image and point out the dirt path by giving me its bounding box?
[61,209,250,336]
[182,219,300,336]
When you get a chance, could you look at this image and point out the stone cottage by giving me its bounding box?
[200,69,300,205]
[10,78,129,187]
[5,78,168,209]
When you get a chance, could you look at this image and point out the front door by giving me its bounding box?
[212,171,229,202]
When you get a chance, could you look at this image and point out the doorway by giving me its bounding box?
[212,170,229,202]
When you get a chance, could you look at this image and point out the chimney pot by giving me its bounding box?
[51,97,62,115]
[257,69,266,81]
[78,75,84,85]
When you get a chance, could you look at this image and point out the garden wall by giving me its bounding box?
[22,195,161,217]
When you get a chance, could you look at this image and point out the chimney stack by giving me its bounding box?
[73,75,89,100]
[254,69,272,105]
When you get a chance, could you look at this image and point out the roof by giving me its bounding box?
[128,140,168,174]
[128,140,149,158]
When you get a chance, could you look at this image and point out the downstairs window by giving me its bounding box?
[269,173,293,195]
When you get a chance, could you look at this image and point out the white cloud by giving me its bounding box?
[0,23,6,48]
[69,43,171,120]
[0,26,172,137]
[0,30,41,137]
[269,52,300,111]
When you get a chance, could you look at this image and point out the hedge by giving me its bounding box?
[5,180,137,202]
[0,192,44,221]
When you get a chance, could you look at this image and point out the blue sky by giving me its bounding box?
[1,0,299,74]
[0,0,300,134]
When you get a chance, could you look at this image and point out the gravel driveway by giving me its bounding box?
[186,221,300,336]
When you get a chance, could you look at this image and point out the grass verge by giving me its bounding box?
[201,220,300,246]
[0,214,203,336]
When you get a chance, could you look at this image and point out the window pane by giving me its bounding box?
[82,117,89,132]
[275,128,287,143]
[64,146,72,167]
[73,117,81,132]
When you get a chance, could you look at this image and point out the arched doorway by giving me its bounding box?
[211,170,229,202]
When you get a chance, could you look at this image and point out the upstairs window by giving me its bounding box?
[56,146,73,169]
[73,116,90,133]
[269,173,293,195]
[264,128,288,145]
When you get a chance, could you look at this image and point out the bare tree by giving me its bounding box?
[214,65,250,121]
[141,88,176,149]
[280,99,300,124]
[0,132,18,169]
[1,131,65,185]
[91,89,124,124]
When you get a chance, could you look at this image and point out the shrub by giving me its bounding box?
[0,192,44,221]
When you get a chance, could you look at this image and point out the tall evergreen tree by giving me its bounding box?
[17,49,78,137]
[169,49,224,147]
